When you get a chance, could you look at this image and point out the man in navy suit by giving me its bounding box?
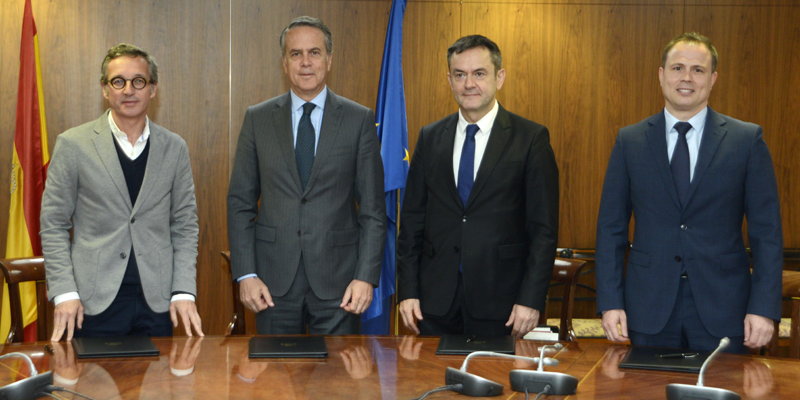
[596,32,782,352]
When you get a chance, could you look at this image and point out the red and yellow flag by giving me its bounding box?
[2,0,50,342]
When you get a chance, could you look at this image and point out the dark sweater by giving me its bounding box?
[112,134,150,286]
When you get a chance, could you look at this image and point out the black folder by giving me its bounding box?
[249,336,328,358]
[72,336,159,359]
[436,335,516,355]
[618,346,711,373]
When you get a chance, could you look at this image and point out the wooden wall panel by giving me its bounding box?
[403,1,462,150]
[686,5,800,248]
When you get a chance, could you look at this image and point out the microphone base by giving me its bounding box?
[0,371,53,400]
[444,367,504,397]
[509,369,578,395]
[666,383,741,400]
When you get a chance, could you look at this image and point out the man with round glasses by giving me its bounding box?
[41,43,203,340]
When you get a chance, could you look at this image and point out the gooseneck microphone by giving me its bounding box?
[665,337,742,400]
[508,343,578,396]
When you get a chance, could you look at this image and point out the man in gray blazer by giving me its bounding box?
[41,44,203,341]
[227,16,386,334]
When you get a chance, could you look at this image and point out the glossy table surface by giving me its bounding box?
[1,336,798,399]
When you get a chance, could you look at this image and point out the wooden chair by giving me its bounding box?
[767,270,800,358]
[538,258,587,341]
[0,257,51,343]
[221,251,247,335]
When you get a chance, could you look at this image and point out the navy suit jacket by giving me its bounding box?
[596,107,783,337]
[397,105,559,320]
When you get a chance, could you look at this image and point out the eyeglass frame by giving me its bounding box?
[104,76,153,90]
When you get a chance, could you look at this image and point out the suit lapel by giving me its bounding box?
[304,88,341,194]
[465,106,512,209]
[132,121,165,216]
[436,114,462,208]
[644,112,682,210]
[273,92,304,193]
[93,111,132,210]
[684,108,727,207]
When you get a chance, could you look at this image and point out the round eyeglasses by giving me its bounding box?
[107,77,151,90]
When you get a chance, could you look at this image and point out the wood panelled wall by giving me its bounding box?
[1,0,798,335]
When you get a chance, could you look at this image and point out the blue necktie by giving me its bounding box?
[296,102,316,190]
[457,124,479,207]
[671,121,692,206]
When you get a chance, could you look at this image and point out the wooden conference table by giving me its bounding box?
[1,335,798,399]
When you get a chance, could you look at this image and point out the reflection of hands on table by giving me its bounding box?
[600,346,629,380]
[399,336,423,361]
[50,341,83,385]
[340,345,373,380]
[743,360,776,399]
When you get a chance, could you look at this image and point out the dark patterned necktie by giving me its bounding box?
[457,124,479,207]
[671,121,692,206]
[296,102,316,190]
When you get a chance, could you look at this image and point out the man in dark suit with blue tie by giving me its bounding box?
[397,35,559,337]
[596,33,783,352]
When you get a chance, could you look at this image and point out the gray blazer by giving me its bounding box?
[227,89,386,300]
[40,110,199,315]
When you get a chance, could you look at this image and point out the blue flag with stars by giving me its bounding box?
[362,0,409,335]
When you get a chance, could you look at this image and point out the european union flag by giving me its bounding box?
[362,0,409,335]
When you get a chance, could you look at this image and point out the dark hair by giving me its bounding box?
[662,32,718,72]
[280,16,333,55]
[447,35,502,73]
[100,43,158,83]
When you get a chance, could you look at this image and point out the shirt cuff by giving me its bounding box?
[54,292,80,306]
[171,294,196,302]
[236,273,258,282]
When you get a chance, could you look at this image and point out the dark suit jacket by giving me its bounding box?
[596,107,783,337]
[397,105,559,320]
[227,89,386,300]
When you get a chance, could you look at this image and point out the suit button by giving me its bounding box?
[462,216,467,222]
[130,217,136,224]
[680,224,687,231]
[297,231,301,237]
[120,253,126,259]
[301,198,307,204]
[675,256,682,262]
[454,247,460,253]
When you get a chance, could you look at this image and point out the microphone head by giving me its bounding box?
[552,343,564,350]
[719,337,730,348]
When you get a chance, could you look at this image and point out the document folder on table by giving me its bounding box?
[72,336,159,359]
[436,334,516,355]
[618,346,711,373]
[249,336,328,358]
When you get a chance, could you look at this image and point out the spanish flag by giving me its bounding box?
[2,0,50,342]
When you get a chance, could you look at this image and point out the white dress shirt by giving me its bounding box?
[453,101,499,183]
[664,107,708,182]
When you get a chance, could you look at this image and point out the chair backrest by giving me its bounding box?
[221,251,247,335]
[538,257,587,341]
[768,270,800,358]
[0,257,50,343]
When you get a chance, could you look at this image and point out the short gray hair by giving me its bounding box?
[100,43,158,83]
[279,16,333,56]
